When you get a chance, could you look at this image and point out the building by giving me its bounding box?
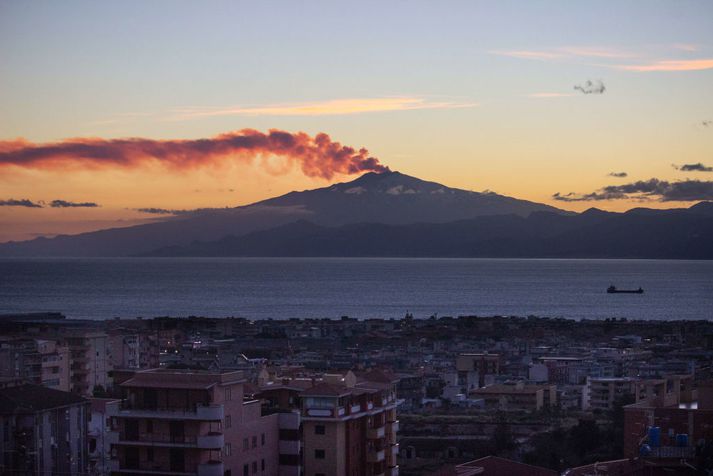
[0,383,90,475]
[456,353,500,388]
[587,375,693,411]
[89,397,120,476]
[259,369,401,476]
[469,381,557,412]
[107,368,281,476]
[0,337,70,391]
[66,331,113,396]
[624,378,712,467]
[108,330,159,370]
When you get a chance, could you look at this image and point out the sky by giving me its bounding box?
[1,0,712,242]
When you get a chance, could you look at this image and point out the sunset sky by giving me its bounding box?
[1,1,712,242]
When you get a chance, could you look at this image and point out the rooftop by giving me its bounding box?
[0,384,87,413]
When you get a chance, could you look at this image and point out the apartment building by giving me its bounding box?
[469,381,557,411]
[0,383,90,475]
[66,331,113,396]
[624,378,712,465]
[0,337,70,391]
[456,353,500,388]
[259,369,401,476]
[586,374,694,410]
[108,330,160,370]
[107,369,281,476]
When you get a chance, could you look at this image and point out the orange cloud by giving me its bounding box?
[173,97,477,119]
[0,129,389,180]
[617,58,713,72]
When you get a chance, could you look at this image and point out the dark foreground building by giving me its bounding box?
[0,382,89,475]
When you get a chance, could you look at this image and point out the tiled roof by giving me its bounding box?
[458,456,557,476]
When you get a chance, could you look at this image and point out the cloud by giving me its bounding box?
[608,172,628,178]
[50,200,99,208]
[617,59,713,72]
[0,129,390,180]
[135,207,190,215]
[702,120,712,127]
[674,163,713,172]
[553,178,713,202]
[491,46,633,61]
[574,80,606,94]
[492,45,713,73]
[552,191,628,202]
[0,198,42,208]
[673,44,698,52]
[173,97,477,119]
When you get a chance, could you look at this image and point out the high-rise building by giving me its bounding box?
[0,383,90,475]
[260,369,401,476]
[106,369,281,476]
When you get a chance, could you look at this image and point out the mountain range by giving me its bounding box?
[2,171,712,258]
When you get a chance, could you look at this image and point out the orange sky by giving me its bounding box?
[1,2,712,242]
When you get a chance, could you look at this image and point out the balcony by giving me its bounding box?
[367,426,386,439]
[351,404,362,413]
[305,406,345,418]
[647,446,696,459]
[197,461,224,476]
[368,449,386,463]
[196,432,224,449]
[113,431,223,449]
[114,403,224,421]
[388,466,399,476]
[390,444,399,457]
[279,440,300,455]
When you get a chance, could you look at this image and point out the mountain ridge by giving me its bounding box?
[144,204,713,259]
[0,171,566,256]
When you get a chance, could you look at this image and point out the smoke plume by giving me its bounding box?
[0,129,389,179]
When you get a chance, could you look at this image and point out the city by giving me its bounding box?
[2,1,713,475]
[1,312,712,475]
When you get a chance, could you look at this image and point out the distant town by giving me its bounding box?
[1,312,712,475]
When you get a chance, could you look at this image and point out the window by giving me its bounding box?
[146,447,154,462]
[252,435,257,448]
[316,473,326,476]
[225,387,232,401]
[225,415,231,429]
[224,443,232,456]
[243,464,249,476]
[314,449,325,459]
[243,438,249,450]
[146,420,153,433]
[261,459,265,471]
[252,461,257,473]
[261,433,265,446]
[315,425,325,435]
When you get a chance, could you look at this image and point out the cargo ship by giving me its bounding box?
[607,285,644,294]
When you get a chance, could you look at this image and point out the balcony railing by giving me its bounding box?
[197,461,225,476]
[367,426,386,439]
[648,446,696,459]
[115,402,224,421]
[115,432,224,449]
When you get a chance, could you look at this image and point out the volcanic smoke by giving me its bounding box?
[0,129,389,179]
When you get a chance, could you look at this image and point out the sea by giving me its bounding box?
[0,258,712,321]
